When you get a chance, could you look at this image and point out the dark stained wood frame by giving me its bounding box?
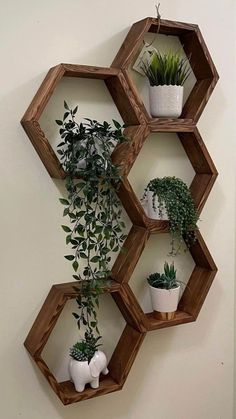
[21,64,146,178]
[112,17,219,126]
[22,16,219,406]
[24,281,146,405]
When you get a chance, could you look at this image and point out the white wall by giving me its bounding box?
[0,0,235,418]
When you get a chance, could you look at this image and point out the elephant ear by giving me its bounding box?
[89,357,100,378]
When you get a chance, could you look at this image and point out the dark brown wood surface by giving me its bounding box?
[112,17,219,124]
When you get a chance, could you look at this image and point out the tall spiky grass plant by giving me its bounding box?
[141,50,191,87]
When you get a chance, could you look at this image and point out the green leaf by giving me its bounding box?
[63,112,70,120]
[66,235,71,244]
[64,100,69,110]
[112,119,121,129]
[73,260,79,271]
[73,106,78,115]
[61,225,71,233]
[63,207,69,217]
[59,198,69,205]
[64,255,74,261]
[55,120,63,126]
[91,256,100,263]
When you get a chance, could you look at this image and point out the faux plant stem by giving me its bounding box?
[56,103,128,337]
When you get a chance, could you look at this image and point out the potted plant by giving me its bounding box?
[142,176,199,254]
[69,331,108,392]
[141,50,191,118]
[56,102,127,392]
[147,262,180,320]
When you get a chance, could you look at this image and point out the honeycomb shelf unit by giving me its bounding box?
[22,16,219,405]
[112,17,219,126]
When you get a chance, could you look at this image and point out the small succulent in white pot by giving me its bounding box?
[69,332,108,393]
[147,262,180,320]
[141,50,191,118]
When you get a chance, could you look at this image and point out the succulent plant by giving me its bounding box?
[147,262,178,290]
[70,332,102,363]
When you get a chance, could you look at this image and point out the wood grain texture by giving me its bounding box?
[146,310,195,331]
[22,64,65,121]
[24,280,120,358]
[108,324,146,384]
[112,17,219,124]
[106,71,146,125]
[112,18,198,70]
[178,267,216,319]
[112,284,147,332]
[21,64,144,180]
[112,226,150,284]
[62,64,119,78]
[59,376,121,405]
[112,125,149,176]
[24,281,147,404]
[21,120,66,178]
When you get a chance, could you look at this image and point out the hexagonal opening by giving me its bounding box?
[129,33,196,120]
[41,293,125,383]
[129,233,195,312]
[112,18,218,123]
[128,131,195,201]
[24,282,146,404]
[39,77,122,156]
[126,230,217,331]
[113,128,217,230]
[21,64,142,179]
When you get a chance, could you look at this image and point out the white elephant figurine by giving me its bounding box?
[69,350,109,392]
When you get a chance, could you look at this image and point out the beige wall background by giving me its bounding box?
[0,0,235,418]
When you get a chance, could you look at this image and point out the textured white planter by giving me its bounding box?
[149,85,184,118]
[149,284,180,313]
[69,350,108,393]
[142,189,168,220]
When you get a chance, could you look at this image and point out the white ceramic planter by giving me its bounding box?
[142,189,168,220]
[149,85,184,118]
[69,350,108,392]
[149,284,180,313]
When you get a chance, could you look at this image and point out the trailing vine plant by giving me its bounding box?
[56,102,127,340]
[143,176,199,255]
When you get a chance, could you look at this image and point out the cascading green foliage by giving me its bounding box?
[56,102,127,338]
[147,261,178,290]
[143,176,199,255]
[141,50,191,87]
[70,331,102,363]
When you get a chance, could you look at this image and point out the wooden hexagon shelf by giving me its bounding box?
[21,63,145,179]
[24,281,146,405]
[112,17,219,126]
[22,16,218,406]
[113,230,217,331]
[113,125,218,231]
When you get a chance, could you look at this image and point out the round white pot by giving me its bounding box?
[149,284,180,313]
[143,189,168,220]
[149,85,184,118]
[69,350,108,393]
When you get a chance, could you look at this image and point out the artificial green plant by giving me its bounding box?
[143,176,199,255]
[141,50,191,87]
[56,102,127,349]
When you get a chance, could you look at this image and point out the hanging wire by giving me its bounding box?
[144,3,161,48]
